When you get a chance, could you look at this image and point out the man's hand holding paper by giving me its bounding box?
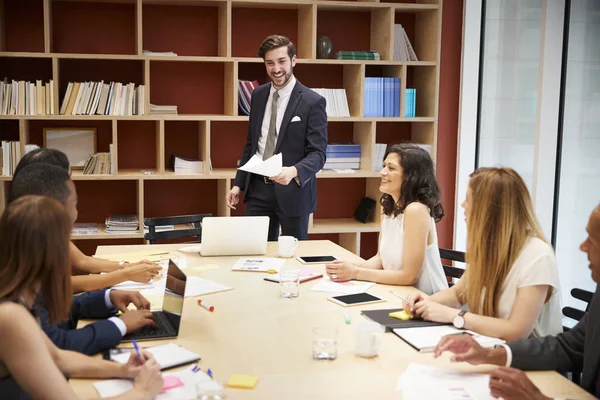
[238,153,282,177]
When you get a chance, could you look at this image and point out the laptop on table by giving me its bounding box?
[200,216,269,256]
[122,260,186,342]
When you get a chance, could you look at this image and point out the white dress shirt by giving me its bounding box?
[104,289,127,336]
[256,75,296,158]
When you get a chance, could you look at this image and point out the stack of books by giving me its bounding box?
[142,50,177,56]
[310,89,350,117]
[72,223,99,235]
[105,215,139,233]
[0,79,55,115]
[335,51,380,60]
[238,80,259,116]
[324,143,361,170]
[372,143,387,171]
[393,24,418,61]
[60,81,145,116]
[405,88,416,117]
[82,144,115,175]
[170,154,203,174]
[363,78,401,117]
[1,140,21,176]
[149,103,178,115]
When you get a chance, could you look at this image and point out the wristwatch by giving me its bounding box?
[118,260,126,270]
[453,310,467,329]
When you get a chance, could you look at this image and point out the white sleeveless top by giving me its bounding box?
[379,213,449,295]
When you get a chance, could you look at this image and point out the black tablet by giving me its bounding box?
[327,292,386,307]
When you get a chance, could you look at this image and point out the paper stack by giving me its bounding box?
[150,103,178,115]
[72,223,99,235]
[172,155,203,174]
[142,50,178,57]
[105,214,139,233]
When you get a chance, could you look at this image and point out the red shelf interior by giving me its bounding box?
[315,178,365,219]
[52,1,136,54]
[375,122,412,145]
[0,121,20,141]
[0,57,53,82]
[316,10,371,56]
[75,180,138,222]
[328,122,355,143]
[231,7,299,58]
[293,64,345,88]
[210,121,247,169]
[238,63,269,86]
[360,232,378,259]
[117,121,157,171]
[3,0,45,52]
[144,180,218,218]
[150,61,225,114]
[28,120,113,152]
[143,4,220,57]
[164,121,203,170]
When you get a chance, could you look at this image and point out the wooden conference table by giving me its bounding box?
[70,240,594,399]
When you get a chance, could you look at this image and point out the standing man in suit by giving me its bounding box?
[433,204,600,400]
[226,35,327,241]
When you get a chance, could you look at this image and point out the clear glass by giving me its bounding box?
[553,0,600,318]
[279,271,300,298]
[477,0,543,191]
[196,383,226,400]
[312,327,338,360]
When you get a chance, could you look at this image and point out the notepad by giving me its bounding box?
[392,325,505,352]
[108,343,201,370]
[232,257,285,272]
[226,374,259,389]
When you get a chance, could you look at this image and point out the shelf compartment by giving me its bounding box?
[405,65,437,118]
[164,120,208,174]
[51,1,136,55]
[374,121,435,159]
[231,4,314,59]
[27,120,113,157]
[209,121,247,170]
[149,60,229,115]
[74,180,138,227]
[2,0,45,52]
[116,120,158,172]
[0,57,53,83]
[326,121,375,175]
[314,178,365,220]
[394,8,440,62]
[142,3,227,57]
[144,179,219,218]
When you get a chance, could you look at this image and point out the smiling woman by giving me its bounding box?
[325,143,448,295]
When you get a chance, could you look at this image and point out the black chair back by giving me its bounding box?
[562,287,593,384]
[439,248,466,287]
[144,213,212,244]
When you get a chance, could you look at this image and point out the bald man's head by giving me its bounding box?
[581,205,600,284]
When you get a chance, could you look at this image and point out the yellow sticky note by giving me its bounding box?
[226,375,259,389]
[389,310,412,320]
[191,264,220,272]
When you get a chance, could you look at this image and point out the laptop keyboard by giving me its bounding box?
[123,311,175,340]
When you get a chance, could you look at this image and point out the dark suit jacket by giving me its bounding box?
[233,80,327,217]
[36,290,122,355]
[508,285,599,395]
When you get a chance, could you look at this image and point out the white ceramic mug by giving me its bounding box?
[278,236,298,258]
[354,322,384,358]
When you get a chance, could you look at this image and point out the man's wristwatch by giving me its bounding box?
[118,260,126,270]
[453,310,467,329]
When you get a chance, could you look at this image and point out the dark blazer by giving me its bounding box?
[37,290,122,355]
[508,285,599,395]
[233,80,327,217]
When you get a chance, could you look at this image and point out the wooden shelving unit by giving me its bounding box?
[0,0,442,258]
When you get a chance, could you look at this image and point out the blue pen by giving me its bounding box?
[131,339,146,362]
[207,368,213,379]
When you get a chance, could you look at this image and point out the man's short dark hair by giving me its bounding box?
[13,148,70,178]
[9,164,71,204]
[258,35,296,60]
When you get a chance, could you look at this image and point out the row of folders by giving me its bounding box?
[364,78,416,118]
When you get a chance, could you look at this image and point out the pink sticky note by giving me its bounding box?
[299,267,316,277]
[161,375,184,392]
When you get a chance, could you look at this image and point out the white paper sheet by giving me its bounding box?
[110,343,200,370]
[177,244,202,253]
[94,366,222,399]
[231,257,285,272]
[310,276,375,294]
[238,153,282,177]
[140,276,232,298]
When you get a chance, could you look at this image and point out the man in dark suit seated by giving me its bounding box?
[226,34,327,241]
[10,164,156,355]
[433,205,600,400]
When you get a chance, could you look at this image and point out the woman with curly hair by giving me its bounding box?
[325,143,448,295]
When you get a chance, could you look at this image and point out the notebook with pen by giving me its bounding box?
[392,325,505,353]
[104,343,200,370]
[360,308,448,332]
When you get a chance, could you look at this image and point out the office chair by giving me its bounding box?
[144,213,212,244]
[562,287,593,384]
[439,248,466,287]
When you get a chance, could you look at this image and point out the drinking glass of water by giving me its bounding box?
[279,271,300,298]
[312,327,338,360]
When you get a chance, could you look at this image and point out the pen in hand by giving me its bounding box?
[131,338,146,363]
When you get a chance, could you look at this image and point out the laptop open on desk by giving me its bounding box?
[122,260,186,342]
[200,216,269,256]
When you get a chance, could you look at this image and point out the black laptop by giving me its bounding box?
[122,260,186,342]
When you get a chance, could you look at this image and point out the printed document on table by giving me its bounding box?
[238,153,282,177]
[310,276,375,294]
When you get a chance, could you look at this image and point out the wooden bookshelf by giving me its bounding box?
[0,0,442,259]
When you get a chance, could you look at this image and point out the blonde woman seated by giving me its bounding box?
[405,167,562,341]
[0,195,163,399]
[325,143,448,295]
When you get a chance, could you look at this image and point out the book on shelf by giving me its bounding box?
[170,154,203,174]
[149,103,178,115]
[238,80,259,116]
[335,50,380,60]
[72,222,99,235]
[1,140,21,176]
[393,24,418,62]
[142,50,178,57]
[324,143,361,170]
[60,81,145,116]
[106,215,139,233]
[364,78,401,118]
[310,88,350,117]
[372,143,387,171]
[82,146,114,175]
[0,79,55,116]
[405,88,416,118]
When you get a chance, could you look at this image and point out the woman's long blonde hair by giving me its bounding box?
[462,167,548,317]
